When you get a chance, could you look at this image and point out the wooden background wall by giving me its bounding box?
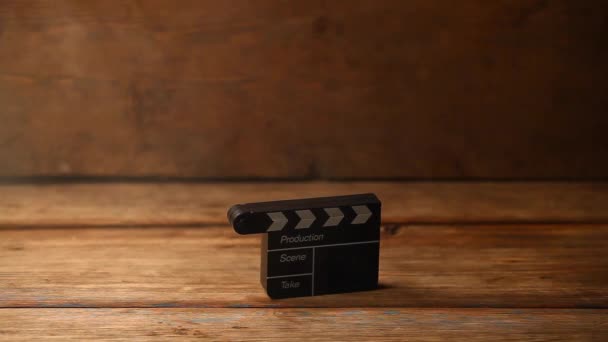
[1,0,607,179]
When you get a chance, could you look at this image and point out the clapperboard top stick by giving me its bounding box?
[228,193,381,235]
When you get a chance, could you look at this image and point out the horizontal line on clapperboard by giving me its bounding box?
[266,273,313,279]
[267,240,380,252]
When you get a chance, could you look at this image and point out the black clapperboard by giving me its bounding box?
[228,194,381,299]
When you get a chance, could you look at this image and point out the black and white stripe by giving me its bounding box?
[266,205,372,232]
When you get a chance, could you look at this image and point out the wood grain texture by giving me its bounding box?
[1,224,606,308]
[1,1,607,178]
[0,308,606,341]
[1,182,607,227]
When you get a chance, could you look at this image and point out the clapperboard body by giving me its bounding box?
[228,194,381,299]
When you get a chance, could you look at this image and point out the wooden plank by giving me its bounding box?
[0,308,605,341]
[1,182,607,227]
[1,224,606,308]
[1,1,607,178]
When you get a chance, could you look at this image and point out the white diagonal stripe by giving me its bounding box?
[267,212,288,231]
[295,209,315,229]
[351,205,372,224]
[323,207,344,227]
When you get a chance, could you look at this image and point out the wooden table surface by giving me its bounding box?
[1,182,607,341]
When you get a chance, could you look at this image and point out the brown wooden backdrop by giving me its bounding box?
[1,0,607,179]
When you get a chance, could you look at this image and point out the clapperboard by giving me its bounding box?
[228,193,381,299]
